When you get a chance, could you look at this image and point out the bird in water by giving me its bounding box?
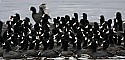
[30,6,43,23]
[89,41,114,59]
[30,3,50,23]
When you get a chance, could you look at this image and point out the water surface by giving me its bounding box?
[0,0,125,23]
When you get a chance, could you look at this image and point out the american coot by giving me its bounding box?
[30,4,50,24]
[30,6,43,23]
[73,13,78,21]
[3,50,24,59]
[3,40,24,59]
[2,7,125,59]
[99,15,105,26]
[116,12,123,31]
[89,41,114,58]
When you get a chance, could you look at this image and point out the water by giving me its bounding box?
[1,0,125,24]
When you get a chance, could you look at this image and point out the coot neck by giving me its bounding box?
[32,10,36,14]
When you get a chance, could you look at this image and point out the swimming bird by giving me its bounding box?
[74,13,78,21]
[10,13,20,24]
[30,3,51,24]
[116,12,122,20]
[30,6,43,23]
[99,15,105,26]
[115,12,123,31]
[3,50,24,59]
[3,40,24,59]
[89,41,114,59]
[107,19,112,29]
[82,13,87,20]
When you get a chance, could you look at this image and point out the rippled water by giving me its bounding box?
[0,0,125,24]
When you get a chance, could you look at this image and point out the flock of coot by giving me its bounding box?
[0,3,125,59]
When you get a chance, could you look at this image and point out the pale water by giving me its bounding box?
[0,0,125,24]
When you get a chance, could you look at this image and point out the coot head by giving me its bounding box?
[116,12,122,20]
[82,13,87,20]
[30,6,36,14]
[74,13,78,20]
[100,15,105,26]
[15,13,20,20]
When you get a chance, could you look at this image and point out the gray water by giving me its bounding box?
[0,0,125,24]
